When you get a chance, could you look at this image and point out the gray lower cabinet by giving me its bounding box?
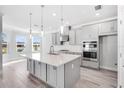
[40,63,46,82]
[34,61,41,78]
[34,61,47,82]
[27,58,35,74]
[47,65,57,87]
[64,58,81,88]
[47,64,64,88]
[27,57,81,88]
[27,59,47,82]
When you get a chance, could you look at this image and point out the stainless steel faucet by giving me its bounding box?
[50,45,54,53]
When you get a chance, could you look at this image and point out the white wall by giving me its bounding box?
[53,45,82,53]
[3,28,27,63]
[2,25,41,64]
[0,15,2,73]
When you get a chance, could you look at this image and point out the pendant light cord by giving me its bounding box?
[61,5,64,26]
[29,13,32,38]
[41,5,44,32]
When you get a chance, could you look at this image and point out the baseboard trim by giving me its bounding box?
[100,66,117,72]
[3,58,26,66]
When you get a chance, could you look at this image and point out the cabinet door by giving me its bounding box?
[100,20,117,34]
[69,30,75,45]
[35,61,41,78]
[47,65,57,87]
[90,24,99,40]
[76,24,98,44]
[76,27,89,44]
[27,59,31,73]
[56,32,60,45]
[76,29,83,44]
[30,60,35,74]
[52,32,60,45]
[40,63,46,82]
[27,59,34,74]
[52,33,56,45]
[100,21,113,34]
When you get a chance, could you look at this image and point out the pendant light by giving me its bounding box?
[60,5,64,35]
[41,5,44,36]
[29,13,32,39]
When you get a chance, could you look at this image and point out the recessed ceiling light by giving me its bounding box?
[52,13,56,16]
[96,13,100,16]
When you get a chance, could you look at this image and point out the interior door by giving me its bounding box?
[100,35,117,71]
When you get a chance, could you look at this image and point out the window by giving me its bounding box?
[2,40,7,54]
[1,33,7,54]
[32,36,41,52]
[16,35,26,53]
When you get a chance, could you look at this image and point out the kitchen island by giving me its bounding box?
[21,53,81,88]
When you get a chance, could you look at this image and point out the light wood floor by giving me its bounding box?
[74,67,117,88]
[0,59,117,88]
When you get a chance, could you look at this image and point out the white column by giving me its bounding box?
[25,34,32,56]
[0,15,2,75]
[41,32,52,56]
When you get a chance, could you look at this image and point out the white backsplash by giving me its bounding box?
[54,45,82,53]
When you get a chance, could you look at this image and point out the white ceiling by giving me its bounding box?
[0,5,117,32]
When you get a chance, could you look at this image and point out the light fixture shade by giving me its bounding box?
[60,25,64,34]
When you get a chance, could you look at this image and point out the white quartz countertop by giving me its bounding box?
[21,53,81,67]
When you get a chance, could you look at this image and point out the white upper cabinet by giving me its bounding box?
[76,24,99,44]
[89,24,99,40]
[99,20,117,34]
[69,30,76,45]
[52,32,60,45]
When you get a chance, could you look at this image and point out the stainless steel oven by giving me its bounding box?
[83,41,97,62]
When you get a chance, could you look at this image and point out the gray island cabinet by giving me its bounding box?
[22,53,81,88]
